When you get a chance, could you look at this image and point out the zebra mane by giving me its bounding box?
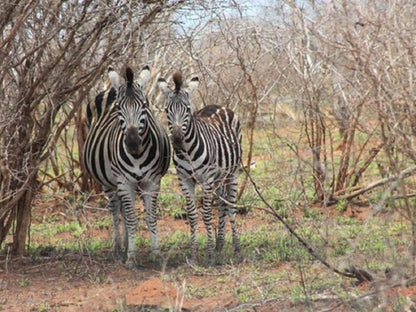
[172,72,183,93]
[125,67,134,88]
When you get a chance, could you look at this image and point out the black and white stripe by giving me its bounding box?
[83,66,171,268]
[158,72,242,265]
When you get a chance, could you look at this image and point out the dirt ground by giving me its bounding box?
[0,255,240,311]
[1,202,416,311]
[0,202,282,312]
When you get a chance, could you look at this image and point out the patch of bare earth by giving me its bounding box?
[0,255,244,311]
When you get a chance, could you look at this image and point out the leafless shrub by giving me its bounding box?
[0,0,186,254]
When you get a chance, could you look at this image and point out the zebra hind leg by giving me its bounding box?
[226,178,240,254]
[215,186,227,253]
[202,188,215,266]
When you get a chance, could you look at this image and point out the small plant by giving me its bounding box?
[336,199,348,213]
[37,303,52,312]
[19,278,30,288]
[289,284,308,305]
[171,206,187,220]
[235,283,256,304]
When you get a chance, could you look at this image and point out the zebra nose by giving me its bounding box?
[125,126,140,157]
[171,124,184,150]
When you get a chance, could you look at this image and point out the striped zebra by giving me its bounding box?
[83,66,171,268]
[158,72,242,265]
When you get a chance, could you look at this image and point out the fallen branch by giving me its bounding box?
[333,165,416,201]
[242,164,416,283]
[241,164,356,280]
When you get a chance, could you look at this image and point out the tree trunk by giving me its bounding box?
[12,184,36,256]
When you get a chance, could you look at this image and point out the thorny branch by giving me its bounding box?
[241,164,360,281]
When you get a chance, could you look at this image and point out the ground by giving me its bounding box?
[0,209,275,312]
[2,200,416,311]
[0,200,276,312]
[0,256,239,311]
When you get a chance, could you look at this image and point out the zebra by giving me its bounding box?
[158,72,242,265]
[83,66,171,268]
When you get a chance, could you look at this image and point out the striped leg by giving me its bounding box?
[226,176,240,253]
[216,176,240,255]
[141,183,161,254]
[118,183,138,269]
[107,191,123,259]
[216,186,227,253]
[179,176,198,263]
[120,203,128,254]
[202,186,215,266]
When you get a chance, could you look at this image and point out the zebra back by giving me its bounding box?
[86,87,117,129]
[194,105,242,173]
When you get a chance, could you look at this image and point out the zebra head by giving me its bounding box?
[158,72,199,150]
[109,66,151,157]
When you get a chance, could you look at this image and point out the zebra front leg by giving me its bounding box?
[187,197,199,264]
[180,178,198,264]
[142,188,160,255]
[107,192,123,260]
[121,203,128,254]
[118,184,138,269]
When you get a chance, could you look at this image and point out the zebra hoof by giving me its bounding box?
[124,257,137,270]
[216,241,224,252]
[149,250,162,264]
[112,248,124,261]
[186,255,197,266]
[207,256,216,267]
[124,261,137,270]
[151,247,161,256]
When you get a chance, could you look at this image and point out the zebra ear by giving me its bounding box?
[186,76,199,95]
[157,77,171,95]
[108,66,121,88]
[137,65,151,88]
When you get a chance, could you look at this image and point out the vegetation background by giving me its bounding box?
[2,0,416,310]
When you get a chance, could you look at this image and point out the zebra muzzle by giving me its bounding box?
[125,126,141,157]
[171,124,184,150]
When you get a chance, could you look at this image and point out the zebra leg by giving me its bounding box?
[118,183,138,269]
[179,177,198,264]
[226,176,240,254]
[202,186,215,266]
[121,203,128,254]
[141,185,161,255]
[107,191,123,260]
[216,186,227,253]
